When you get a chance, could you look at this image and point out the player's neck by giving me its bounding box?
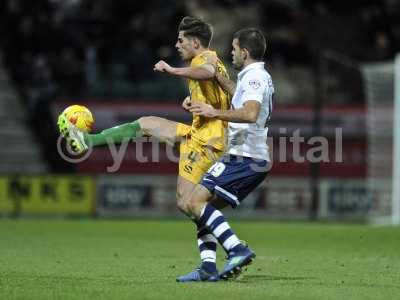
[194,47,209,57]
[242,58,259,69]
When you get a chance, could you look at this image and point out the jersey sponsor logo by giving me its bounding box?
[249,79,261,89]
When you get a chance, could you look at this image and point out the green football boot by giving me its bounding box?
[57,114,89,154]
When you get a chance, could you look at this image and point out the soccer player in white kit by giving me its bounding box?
[176,28,275,282]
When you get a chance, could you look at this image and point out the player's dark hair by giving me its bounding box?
[233,28,266,60]
[178,16,213,48]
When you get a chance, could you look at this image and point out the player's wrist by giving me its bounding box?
[168,66,177,75]
[212,108,221,118]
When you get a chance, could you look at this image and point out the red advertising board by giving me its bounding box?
[53,100,366,178]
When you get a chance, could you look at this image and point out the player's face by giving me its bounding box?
[231,38,245,70]
[175,31,195,61]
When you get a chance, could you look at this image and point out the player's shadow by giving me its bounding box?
[238,275,316,283]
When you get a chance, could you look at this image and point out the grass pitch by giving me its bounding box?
[0,219,399,300]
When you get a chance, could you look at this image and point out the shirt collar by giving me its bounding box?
[238,62,265,79]
[192,50,215,61]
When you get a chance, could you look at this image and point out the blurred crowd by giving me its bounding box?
[1,0,400,109]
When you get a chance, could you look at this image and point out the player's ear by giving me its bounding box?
[242,48,249,60]
[193,37,201,49]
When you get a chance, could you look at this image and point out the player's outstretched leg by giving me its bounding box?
[58,115,177,155]
[198,203,256,280]
[57,114,142,154]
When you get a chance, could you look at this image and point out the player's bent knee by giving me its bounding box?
[138,116,158,135]
[186,196,206,217]
[138,116,154,128]
[176,193,190,214]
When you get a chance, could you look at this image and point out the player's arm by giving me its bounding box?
[201,54,236,95]
[189,100,261,123]
[154,60,215,80]
[215,72,236,96]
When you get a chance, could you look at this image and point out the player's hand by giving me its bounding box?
[182,96,191,111]
[154,60,173,73]
[189,102,217,118]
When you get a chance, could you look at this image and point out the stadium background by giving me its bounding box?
[0,1,400,299]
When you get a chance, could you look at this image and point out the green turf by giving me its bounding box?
[0,220,399,300]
